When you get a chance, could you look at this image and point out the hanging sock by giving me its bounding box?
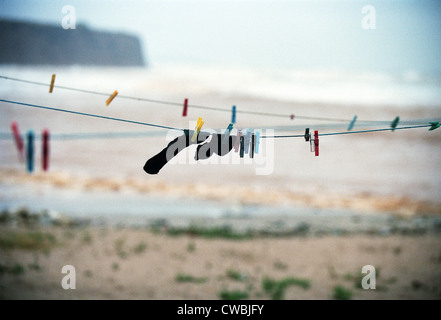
[144,129,209,174]
[144,130,237,175]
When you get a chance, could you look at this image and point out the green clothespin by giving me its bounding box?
[429,122,440,131]
[390,116,400,131]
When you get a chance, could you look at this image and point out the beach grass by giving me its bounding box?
[262,276,311,300]
[226,269,248,282]
[219,289,250,300]
[0,229,57,251]
[175,273,208,284]
[332,285,353,300]
[165,225,253,240]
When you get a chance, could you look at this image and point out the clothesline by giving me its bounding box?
[0,98,438,139]
[2,75,439,174]
[0,74,431,125]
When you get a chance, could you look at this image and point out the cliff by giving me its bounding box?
[0,19,145,66]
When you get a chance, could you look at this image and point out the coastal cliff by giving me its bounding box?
[0,20,145,66]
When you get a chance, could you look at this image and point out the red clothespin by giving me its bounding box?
[11,121,24,160]
[42,129,50,171]
[314,130,319,156]
[182,98,188,117]
[290,114,295,120]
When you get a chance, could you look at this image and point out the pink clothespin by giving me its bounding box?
[314,130,319,156]
[11,121,24,160]
[182,98,188,117]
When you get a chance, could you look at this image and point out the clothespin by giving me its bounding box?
[234,130,242,152]
[239,135,245,158]
[290,114,295,120]
[244,129,251,154]
[42,129,50,171]
[348,115,357,131]
[222,123,234,144]
[429,122,440,131]
[250,134,255,158]
[390,116,400,131]
[49,74,56,93]
[11,121,24,160]
[310,135,315,152]
[182,98,188,117]
[304,128,310,142]
[231,106,236,124]
[106,90,118,106]
[26,130,34,173]
[314,130,319,156]
[255,131,260,154]
[191,117,204,142]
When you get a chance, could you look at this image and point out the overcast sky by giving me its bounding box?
[1,0,440,74]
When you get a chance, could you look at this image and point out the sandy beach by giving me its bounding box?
[1,223,440,300]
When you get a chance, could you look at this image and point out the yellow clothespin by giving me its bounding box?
[191,117,204,142]
[106,90,118,106]
[49,74,56,93]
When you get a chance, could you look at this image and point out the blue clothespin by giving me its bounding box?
[391,116,400,131]
[231,106,236,124]
[255,131,260,154]
[429,122,440,131]
[244,129,251,154]
[26,130,34,173]
[222,123,234,144]
[348,115,357,131]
